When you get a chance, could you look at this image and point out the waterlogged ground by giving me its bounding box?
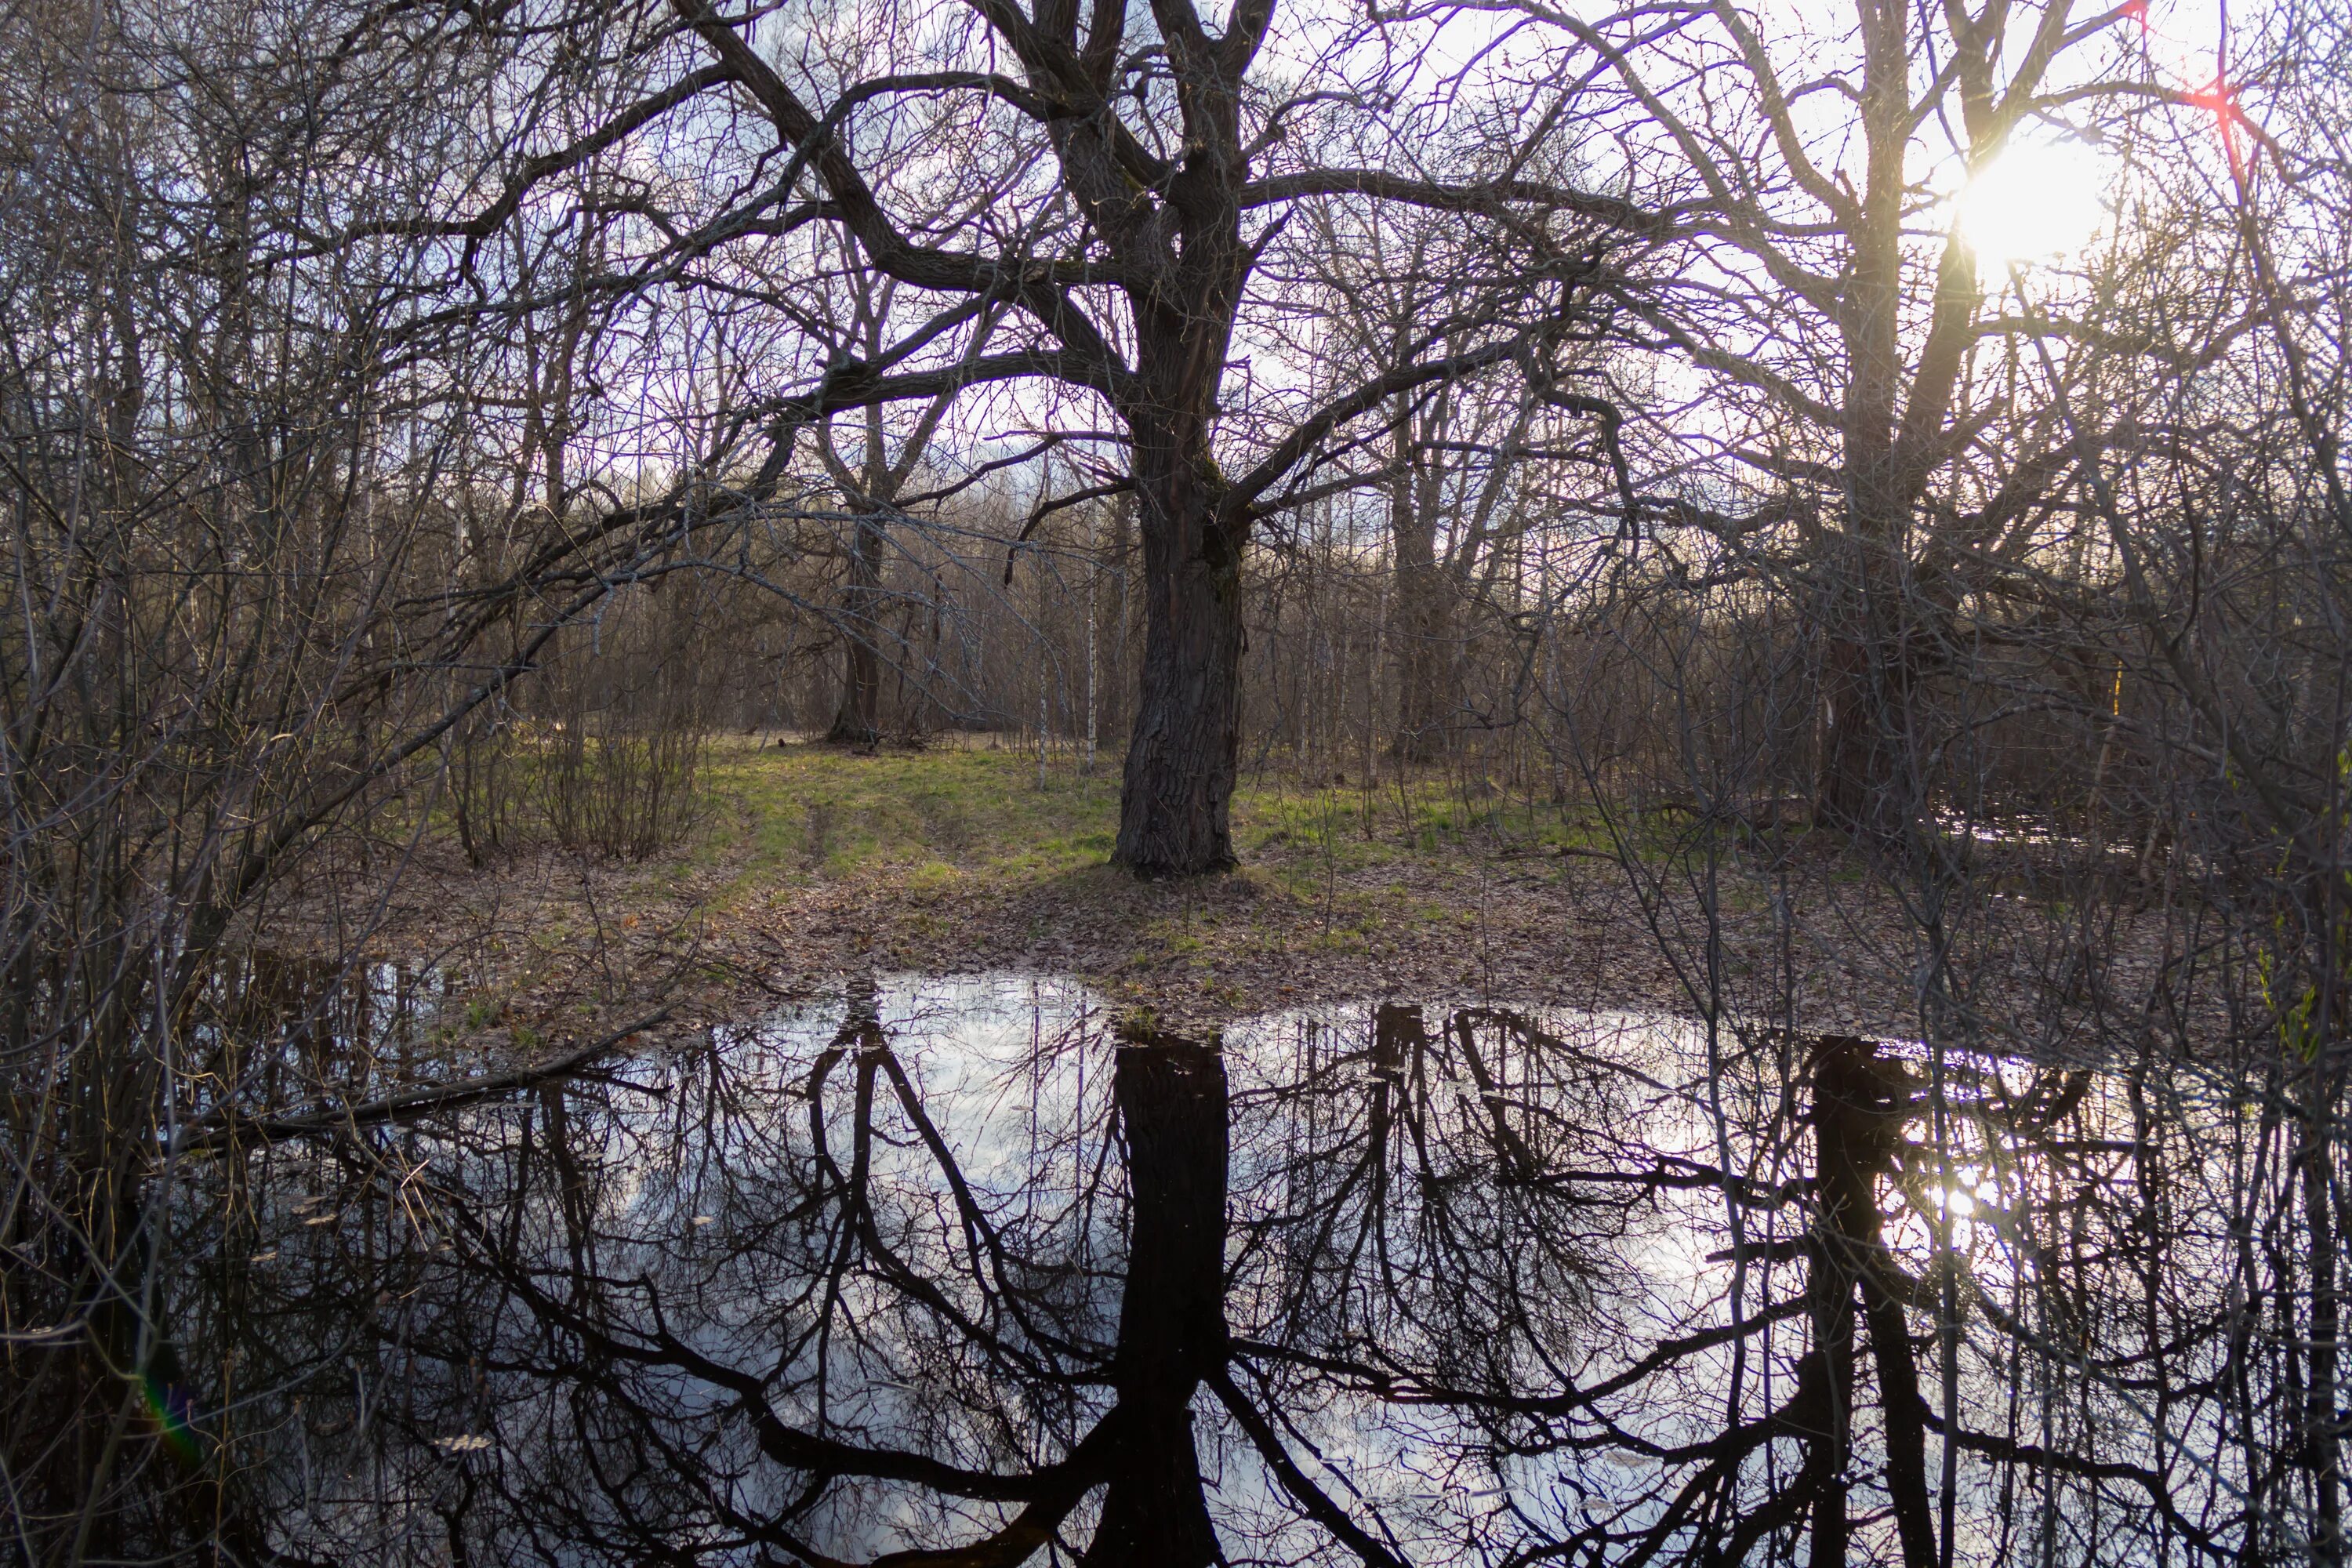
[132,972,2274,1566]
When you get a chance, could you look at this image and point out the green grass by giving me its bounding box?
[695,739,1124,897]
[1232,771,1615,889]
[421,736,1745,948]
[684,737,1616,908]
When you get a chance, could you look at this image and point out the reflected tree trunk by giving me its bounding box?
[1086,1029,1229,1567]
[1809,1033,1937,1568]
[2304,1078,2346,1567]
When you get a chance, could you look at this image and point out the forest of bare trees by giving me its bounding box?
[7,0,2352,1559]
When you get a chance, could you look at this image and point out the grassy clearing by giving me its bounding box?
[696,739,1121,892]
[1234,771,1610,874]
[681,736,1613,907]
[387,739,2096,1043]
[402,738,1918,1026]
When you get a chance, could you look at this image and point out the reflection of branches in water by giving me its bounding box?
[115,979,2334,1565]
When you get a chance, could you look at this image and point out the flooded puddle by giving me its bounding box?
[95,976,2283,1563]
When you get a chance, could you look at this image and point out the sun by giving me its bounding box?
[1953,136,2111,270]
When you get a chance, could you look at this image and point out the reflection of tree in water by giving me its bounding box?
[143,981,2315,1563]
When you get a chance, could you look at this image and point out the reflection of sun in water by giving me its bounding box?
[1883,1160,2013,1282]
[1954,136,2111,270]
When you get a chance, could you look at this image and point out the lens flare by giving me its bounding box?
[141,1373,203,1465]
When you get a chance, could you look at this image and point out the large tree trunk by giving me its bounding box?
[826,511,886,745]
[1115,415,1244,876]
[1083,1029,1229,1568]
[1814,624,1882,833]
[1803,1038,1864,1568]
[1817,91,1927,842]
[1813,539,1918,838]
[1389,462,1452,764]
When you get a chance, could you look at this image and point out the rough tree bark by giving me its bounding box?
[1389,456,1454,764]
[1111,184,1254,873]
[1116,462,1246,873]
[1813,548,1918,838]
[827,510,887,745]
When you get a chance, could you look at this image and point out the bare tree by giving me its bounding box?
[565,0,1654,871]
[0,2,840,1544]
[808,257,995,746]
[1510,0,2212,836]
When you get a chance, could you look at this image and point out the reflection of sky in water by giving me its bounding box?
[211,972,2266,1566]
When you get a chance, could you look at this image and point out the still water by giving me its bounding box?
[105,975,2309,1563]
